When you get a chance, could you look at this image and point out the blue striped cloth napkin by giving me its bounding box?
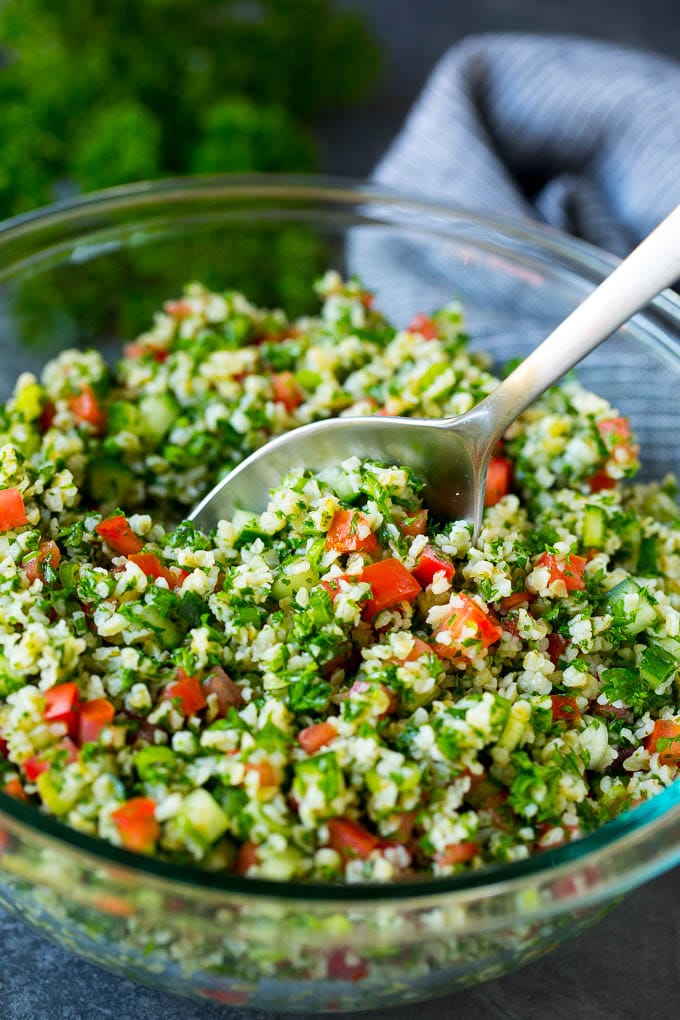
[374,34,680,256]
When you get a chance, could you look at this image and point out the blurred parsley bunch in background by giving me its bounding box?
[0,0,380,216]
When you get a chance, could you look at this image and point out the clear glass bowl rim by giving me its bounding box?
[0,172,679,907]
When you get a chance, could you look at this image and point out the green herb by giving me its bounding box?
[600,666,665,714]
[288,669,330,714]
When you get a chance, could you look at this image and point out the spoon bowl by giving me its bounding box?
[191,204,680,534]
[190,411,485,530]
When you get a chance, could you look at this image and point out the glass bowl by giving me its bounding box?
[0,176,679,1013]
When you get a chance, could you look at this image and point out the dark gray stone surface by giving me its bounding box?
[5,2,680,1016]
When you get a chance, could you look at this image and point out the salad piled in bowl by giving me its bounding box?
[0,271,678,887]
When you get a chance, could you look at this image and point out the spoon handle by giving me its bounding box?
[463,203,680,455]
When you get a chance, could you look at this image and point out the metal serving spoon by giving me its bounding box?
[190,205,680,537]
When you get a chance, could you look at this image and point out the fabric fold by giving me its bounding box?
[374,34,680,254]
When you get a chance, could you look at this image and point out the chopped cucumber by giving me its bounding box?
[637,535,659,576]
[416,362,446,389]
[124,603,181,649]
[639,644,677,685]
[619,518,642,563]
[295,369,322,391]
[318,465,359,503]
[232,509,266,548]
[583,505,608,549]
[107,400,140,436]
[654,635,680,661]
[37,771,78,815]
[138,393,179,444]
[603,577,657,637]
[58,561,79,591]
[133,745,176,783]
[256,846,307,881]
[88,459,135,505]
[271,558,319,600]
[180,788,229,844]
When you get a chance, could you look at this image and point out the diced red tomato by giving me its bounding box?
[407,313,438,340]
[325,510,378,554]
[69,385,107,434]
[499,590,533,613]
[22,756,49,781]
[79,698,115,744]
[127,552,180,588]
[435,841,479,867]
[123,342,145,359]
[165,669,207,717]
[398,509,428,537]
[0,487,28,533]
[163,298,192,318]
[597,416,632,444]
[298,721,337,754]
[547,633,568,667]
[536,552,586,592]
[587,471,617,493]
[95,515,144,556]
[43,681,80,738]
[433,595,503,660]
[0,738,8,758]
[412,545,455,587]
[244,761,281,788]
[360,558,422,619]
[23,541,61,584]
[327,949,368,983]
[484,457,512,507]
[406,637,432,660]
[271,371,303,412]
[3,777,26,801]
[550,694,581,725]
[58,737,79,764]
[645,719,680,765]
[111,797,160,854]
[234,841,259,875]
[123,341,168,363]
[596,416,638,464]
[326,817,380,861]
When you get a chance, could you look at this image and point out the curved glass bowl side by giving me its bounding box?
[0,177,678,1010]
[0,800,658,1012]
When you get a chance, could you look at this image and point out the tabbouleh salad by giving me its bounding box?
[0,271,679,883]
